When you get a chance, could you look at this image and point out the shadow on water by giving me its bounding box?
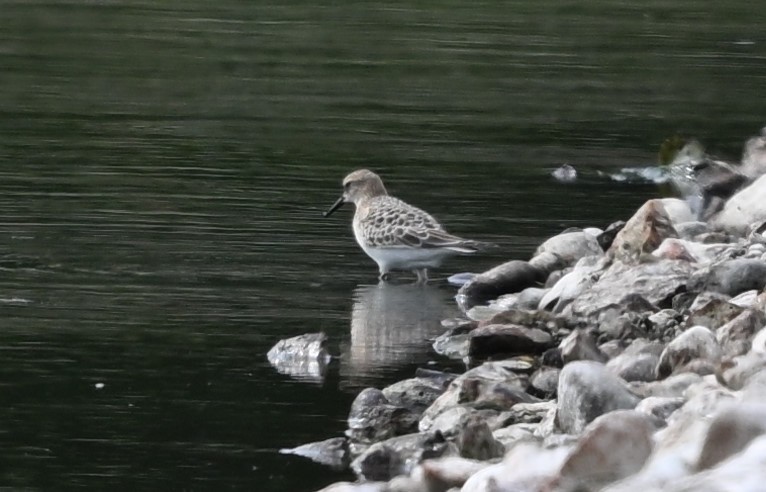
[339,282,461,389]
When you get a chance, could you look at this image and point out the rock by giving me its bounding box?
[635,396,685,423]
[460,441,572,492]
[432,327,471,360]
[410,457,490,492]
[689,258,766,297]
[528,251,568,279]
[539,255,604,312]
[663,434,766,492]
[468,324,554,360]
[607,339,664,382]
[656,326,721,379]
[597,220,626,251]
[652,238,697,262]
[676,221,709,239]
[447,272,477,287]
[696,403,766,470]
[503,401,557,425]
[347,388,419,444]
[597,311,647,341]
[315,481,387,492]
[565,260,694,320]
[559,329,608,364]
[529,366,560,398]
[661,198,697,226]
[647,308,681,333]
[266,332,331,381]
[556,361,641,434]
[280,437,348,469]
[608,199,678,265]
[686,296,744,330]
[515,287,548,310]
[419,361,528,432]
[716,309,766,358]
[456,260,545,311]
[551,163,578,182]
[453,416,505,460]
[718,351,766,390]
[350,432,456,481]
[712,174,766,234]
[551,410,655,490]
[533,231,604,268]
[426,406,497,437]
[382,378,448,414]
[598,340,625,359]
[629,372,703,398]
[492,423,538,448]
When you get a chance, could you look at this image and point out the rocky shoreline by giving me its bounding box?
[272,137,766,492]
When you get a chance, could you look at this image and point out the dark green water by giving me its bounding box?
[1,1,764,490]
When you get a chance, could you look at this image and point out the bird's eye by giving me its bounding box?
[343,182,351,190]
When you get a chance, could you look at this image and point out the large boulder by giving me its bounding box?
[456,260,545,311]
[712,174,766,234]
[608,199,678,265]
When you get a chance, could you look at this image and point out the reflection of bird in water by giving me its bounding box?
[339,282,460,388]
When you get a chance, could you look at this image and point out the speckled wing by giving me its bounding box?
[360,196,476,251]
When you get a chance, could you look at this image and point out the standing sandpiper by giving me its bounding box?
[324,169,486,282]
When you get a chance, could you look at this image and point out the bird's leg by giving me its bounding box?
[414,268,429,284]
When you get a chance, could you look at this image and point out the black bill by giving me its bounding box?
[323,196,345,217]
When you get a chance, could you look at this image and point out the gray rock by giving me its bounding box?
[712,173,766,234]
[686,296,744,330]
[656,326,722,379]
[634,396,685,423]
[468,324,554,360]
[492,423,539,448]
[716,309,766,358]
[676,221,710,239]
[597,220,626,251]
[608,199,678,265]
[551,163,578,182]
[689,258,766,297]
[565,260,695,321]
[647,308,681,332]
[529,366,561,398]
[350,432,457,481]
[410,457,490,492]
[419,361,528,431]
[266,332,331,381]
[628,372,703,398]
[556,361,641,434]
[315,481,387,492]
[559,329,608,364]
[528,251,569,279]
[453,416,505,460]
[539,255,604,312]
[515,287,548,310]
[447,272,477,287]
[533,231,604,268]
[432,327,471,360]
[696,403,766,471]
[280,437,348,469]
[551,410,655,490]
[382,377,447,414]
[607,352,660,382]
[456,260,545,311]
[719,351,766,390]
[347,388,419,444]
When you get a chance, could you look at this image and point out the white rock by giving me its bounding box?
[712,174,766,234]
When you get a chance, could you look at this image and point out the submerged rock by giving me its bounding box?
[266,332,331,381]
[556,361,641,434]
[280,437,348,469]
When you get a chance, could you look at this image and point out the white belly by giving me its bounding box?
[359,244,456,272]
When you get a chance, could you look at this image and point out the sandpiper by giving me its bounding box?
[324,169,486,282]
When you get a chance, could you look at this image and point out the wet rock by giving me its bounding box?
[480,308,568,333]
[608,199,678,265]
[266,332,331,381]
[419,361,528,431]
[551,410,655,490]
[712,173,766,234]
[597,220,626,251]
[539,255,604,312]
[656,326,721,379]
[559,329,606,364]
[414,368,459,388]
[686,296,744,329]
[468,324,553,360]
[447,272,477,287]
[410,457,490,492]
[533,230,604,268]
[551,163,578,182]
[635,396,685,423]
[382,377,447,414]
[716,309,766,358]
[350,431,456,481]
[529,366,560,398]
[565,259,694,320]
[456,260,545,311]
[515,287,548,310]
[696,403,766,470]
[432,327,471,360]
[689,258,766,297]
[556,361,641,434]
[528,251,569,279]
[347,388,419,444]
[280,437,348,469]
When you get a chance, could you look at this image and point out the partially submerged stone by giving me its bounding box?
[266,332,331,381]
[280,437,348,469]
